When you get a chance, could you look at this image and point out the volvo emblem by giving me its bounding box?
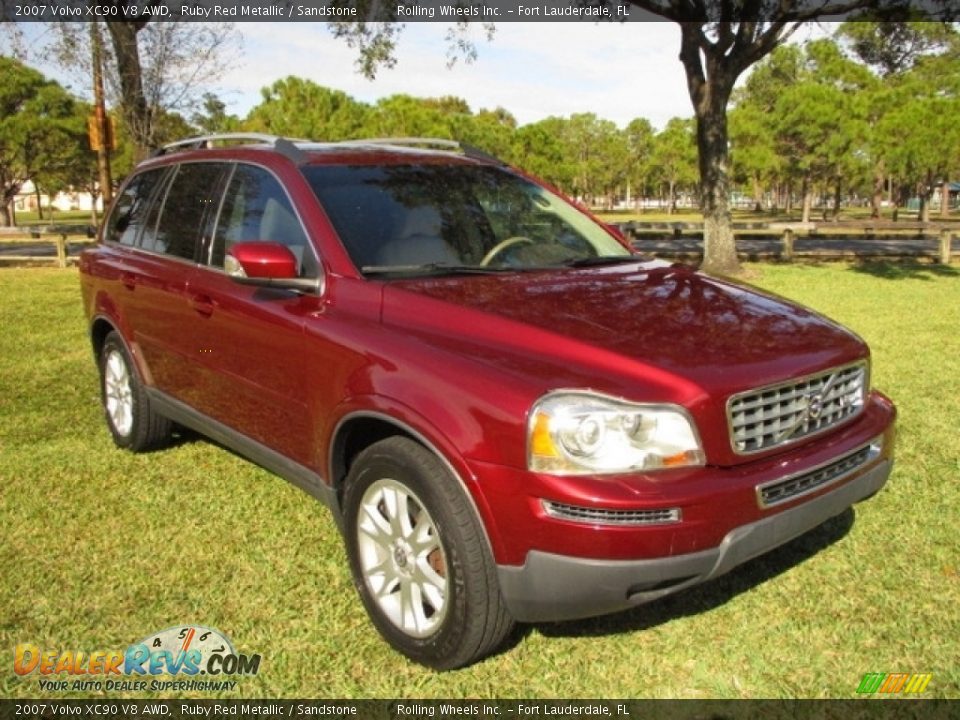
[806,392,824,421]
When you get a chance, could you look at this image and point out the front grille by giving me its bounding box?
[542,500,680,526]
[756,439,881,508]
[728,362,867,455]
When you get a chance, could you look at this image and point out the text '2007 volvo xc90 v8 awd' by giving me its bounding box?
[80,134,896,669]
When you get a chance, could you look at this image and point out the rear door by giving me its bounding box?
[125,162,230,404]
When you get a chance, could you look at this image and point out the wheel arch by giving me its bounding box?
[90,315,117,361]
[328,408,506,563]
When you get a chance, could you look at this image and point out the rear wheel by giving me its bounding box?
[342,436,514,669]
[99,331,171,451]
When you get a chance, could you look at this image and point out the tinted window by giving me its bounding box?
[150,163,225,261]
[211,165,316,277]
[105,169,165,246]
[302,164,628,272]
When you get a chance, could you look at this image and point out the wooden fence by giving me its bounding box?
[0,225,96,268]
[616,221,957,264]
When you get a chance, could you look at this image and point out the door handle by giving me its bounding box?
[190,293,216,317]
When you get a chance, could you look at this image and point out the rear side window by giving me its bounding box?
[211,164,316,277]
[105,169,165,246]
[150,163,225,261]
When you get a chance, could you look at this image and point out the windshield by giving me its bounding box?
[302,163,631,275]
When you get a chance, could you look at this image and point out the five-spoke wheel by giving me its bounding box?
[98,331,171,451]
[343,436,514,669]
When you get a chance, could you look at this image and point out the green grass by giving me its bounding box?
[9,210,94,227]
[1,263,958,699]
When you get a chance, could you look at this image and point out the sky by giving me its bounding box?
[7,21,832,131]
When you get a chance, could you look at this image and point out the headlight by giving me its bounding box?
[528,391,704,475]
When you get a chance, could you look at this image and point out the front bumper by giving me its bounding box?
[497,458,891,622]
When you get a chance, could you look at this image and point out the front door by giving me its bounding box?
[181,163,321,468]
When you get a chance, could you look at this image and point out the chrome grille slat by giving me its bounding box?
[756,440,881,508]
[542,500,680,526]
[728,363,867,454]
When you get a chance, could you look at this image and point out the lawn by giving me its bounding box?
[1,263,957,699]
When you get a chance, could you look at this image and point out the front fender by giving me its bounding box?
[325,397,509,564]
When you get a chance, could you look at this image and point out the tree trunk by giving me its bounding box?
[34,185,44,221]
[919,174,932,223]
[941,178,950,219]
[920,192,930,222]
[678,25,740,277]
[871,161,884,220]
[668,180,676,215]
[801,176,813,224]
[833,178,842,221]
[0,200,12,228]
[752,174,763,213]
[105,20,151,161]
[692,100,739,275]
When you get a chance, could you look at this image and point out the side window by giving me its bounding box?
[211,165,317,277]
[105,169,165,246]
[150,163,225,261]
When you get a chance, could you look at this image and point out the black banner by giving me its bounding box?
[3,0,959,23]
[2,700,959,720]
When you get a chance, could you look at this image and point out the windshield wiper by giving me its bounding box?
[361,263,514,278]
[555,255,648,268]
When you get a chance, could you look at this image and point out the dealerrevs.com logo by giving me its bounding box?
[14,625,261,692]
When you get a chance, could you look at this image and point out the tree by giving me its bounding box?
[623,118,656,205]
[31,99,100,224]
[733,40,869,222]
[6,15,239,160]
[192,92,240,135]
[0,58,89,226]
[245,77,370,140]
[874,62,960,221]
[454,106,517,160]
[370,94,459,138]
[650,118,698,214]
[330,4,902,276]
[772,82,856,222]
[837,20,959,217]
[560,113,626,206]
[729,45,803,212]
[838,19,956,77]
[622,5,894,275]
[729,105,778,212]
[513,118,575,192]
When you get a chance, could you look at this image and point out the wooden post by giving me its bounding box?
[56,234,67,268]
[782,228,794,262]
[940,229,953,265]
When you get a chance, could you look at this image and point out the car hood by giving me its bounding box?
[381,261,868,462]
[385,261,865,386]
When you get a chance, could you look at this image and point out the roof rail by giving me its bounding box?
[359,137,505,165]
[152,134,504,166]
[153,133,309,164]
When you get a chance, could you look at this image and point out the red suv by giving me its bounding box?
[79,134,896,669]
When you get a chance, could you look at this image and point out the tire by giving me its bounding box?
[98,331,171,451]
[342,436,514,669]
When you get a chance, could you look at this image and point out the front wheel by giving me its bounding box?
[342,436,514,669]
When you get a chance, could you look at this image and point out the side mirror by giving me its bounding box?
[225,241,320,293]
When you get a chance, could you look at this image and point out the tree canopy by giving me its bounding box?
[0,57,91,226]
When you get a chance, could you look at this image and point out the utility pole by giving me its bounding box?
[90,20,113,208]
